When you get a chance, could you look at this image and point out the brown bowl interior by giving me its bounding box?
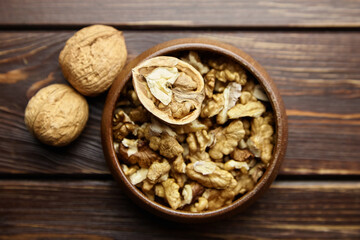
[101,38,288,223]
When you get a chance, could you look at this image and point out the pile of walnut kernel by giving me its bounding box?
[112,51,275,212]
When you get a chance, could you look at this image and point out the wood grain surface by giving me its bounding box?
[0,180,359,239]
[1,1,360,237]
[1,0,360,28]
[0,31,359,175]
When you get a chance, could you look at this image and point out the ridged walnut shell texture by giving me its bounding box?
[25,84,89,147]
[59,25,127,96]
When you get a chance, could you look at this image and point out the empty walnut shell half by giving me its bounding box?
[132,56,205,125]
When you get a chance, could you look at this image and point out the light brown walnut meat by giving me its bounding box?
[247,116,274,164]
[149,136,161,151]
[175,182,205,210]
[173,72,198,91]
[186,130,215,153]
[113,109,137,141]
[244,80,271,102]
[181,184,193,205]
[205,190,231,210]
[200,81,242,124]
[128,90,141,106]
[249,163,266,182]
[242,119,251,138]
[176,134,186,143]
[182,143,190,157]
[226,90,264,119]
[217,82,242,124]
[169,98,196,119]
[121,138,138,156]
[142,180,154,192]
[204,69,216,98]
[147,160,171,184]
[159,134,184,159]
[214,80,227,93]
[189,197,209,212]
[129,168,148,185]
[121,164,139,176]
[155,184,165,198]
[227,100,266,119]
[230,148,254,162]
[204,174,255,211]
[209,120,246,160]
[186,132,199,153]
[173,155,186,173]
[202,179,238,210]
[208,58,247,85]
[186,162,235,189]
[24,84,88,147]
[193,161,217,175]
[243,79,256,92]
[202,118,213,129]
[173,119,208,134]
[132,56,205,125]
[190,182,205,204]
[240,91,257,105]
[186,151,212,163]
[59,25,127,96]
[135,123,149,140]
[172,171,187,188]
[128,106,150,123]
[162,178,182,210]
[145,117,177,140]
[181,183,204,206]
[233,174,255,195]
[181,51,210,75]
[224,160,249,173]
[144,187,156,201]
[149,133,183,159]
[200,93,224,118]
[118,140,161,168]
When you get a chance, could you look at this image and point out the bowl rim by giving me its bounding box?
[101,38,288,222]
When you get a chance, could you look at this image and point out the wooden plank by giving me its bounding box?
[0,31,360,175]
[0,180,359,239]
[0,0,360,28]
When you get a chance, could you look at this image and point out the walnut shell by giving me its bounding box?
[24,84,89,146]
[132,56,205,125]
[59,25,127,96]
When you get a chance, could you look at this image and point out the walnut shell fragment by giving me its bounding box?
[132,56,205,125]
[59,25,127,96]
[24,84,88,146]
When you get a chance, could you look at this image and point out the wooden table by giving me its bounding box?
[1,1,360,239]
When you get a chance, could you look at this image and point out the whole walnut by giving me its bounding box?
[24,84,89,146]
[59,25,127,96]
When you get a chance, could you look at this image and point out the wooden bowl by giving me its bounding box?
[101,38,288,223]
